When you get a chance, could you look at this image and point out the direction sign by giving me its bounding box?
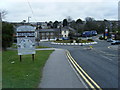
[16,25,36,55]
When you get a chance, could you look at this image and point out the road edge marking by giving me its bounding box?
[66,50,102,90]
[65,53,89,89]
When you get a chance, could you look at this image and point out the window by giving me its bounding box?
[64,31,66,33]
[42,33,45,35]
[46,32,49,35]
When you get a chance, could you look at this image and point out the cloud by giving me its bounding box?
[0,0,118,22]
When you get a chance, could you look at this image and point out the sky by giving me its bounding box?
[0,0,119,22]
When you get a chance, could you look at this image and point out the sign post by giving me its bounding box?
[16,25,36,62]
[105,27,108,39]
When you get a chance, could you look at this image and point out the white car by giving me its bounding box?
[107,38,113,42]
[111,40,120,45]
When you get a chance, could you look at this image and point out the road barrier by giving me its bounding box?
[66,50,102,89]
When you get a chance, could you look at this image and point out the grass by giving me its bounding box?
[2,50,54,88]
[54,40,71,43]
[36,46,50,48]
[54,39,94,43]
[11,43,17,49]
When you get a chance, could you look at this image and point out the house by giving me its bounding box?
[61,27,69,40]
[36,26,76,41]
[61,26,76,40]
[37,28,62,41]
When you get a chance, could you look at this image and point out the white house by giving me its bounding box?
[61,28,69,39]
[61,26,76,39]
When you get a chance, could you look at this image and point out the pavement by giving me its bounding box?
[39,49,86,88]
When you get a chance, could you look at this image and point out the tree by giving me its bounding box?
[75,19,84,33]
[63,19,68,27]
[85,17,95,22]
[84,17,98,31]
[0,10,7,20]
[69,20,76,29]
[2,22,14,50]
[97,21,106,34]
[53,20,59,28]
[76,19,83,24]
[67,16,72,23]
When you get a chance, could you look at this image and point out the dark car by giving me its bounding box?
[111,40,120,45]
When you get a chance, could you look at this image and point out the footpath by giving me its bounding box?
[39,49,86,88]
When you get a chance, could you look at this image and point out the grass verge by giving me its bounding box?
[2,50,54,88]
[36,46,50,49]
[54,39,94,43]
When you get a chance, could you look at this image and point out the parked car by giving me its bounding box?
[111,40,120,45]
[107,38,113,42]
[91,30,97,36]
[82,30,97,37]
[82,31,92,37]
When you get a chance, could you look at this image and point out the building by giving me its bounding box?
[37,28,62,41]
[61,27,69,39]
[36,26,76,41]
[61,26,76,39]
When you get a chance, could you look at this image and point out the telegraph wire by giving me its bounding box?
[26,0,37,22]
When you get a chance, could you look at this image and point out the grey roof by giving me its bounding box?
[38,28,60,32]
[17,25,35,31]
[61,26,76,32]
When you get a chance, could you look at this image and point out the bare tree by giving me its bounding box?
[0,10,7,20]
[67,16,72,23]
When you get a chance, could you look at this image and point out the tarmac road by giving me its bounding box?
[39,39,119,88]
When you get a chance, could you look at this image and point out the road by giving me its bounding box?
[38,37,119,88]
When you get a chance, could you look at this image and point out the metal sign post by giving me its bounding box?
[16,25,36,62]
[32,54,34,61]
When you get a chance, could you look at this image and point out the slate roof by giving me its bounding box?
[38,28,60,32]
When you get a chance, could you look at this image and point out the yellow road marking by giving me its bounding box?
[67,53,96,89]
[66,50,102,90]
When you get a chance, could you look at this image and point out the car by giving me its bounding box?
[107,38,113,42]
[111,40,120,45]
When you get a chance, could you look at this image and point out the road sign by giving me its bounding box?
[16,25,36,55]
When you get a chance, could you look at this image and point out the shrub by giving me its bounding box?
[70,40,73,43]
[56,39,59,41]
[99,36,104,40]
[87,39,94,42]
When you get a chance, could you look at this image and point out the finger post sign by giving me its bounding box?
[16,25,36,61]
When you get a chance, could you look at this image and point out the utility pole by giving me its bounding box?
[0,14,1,54]
[28,16,31,23]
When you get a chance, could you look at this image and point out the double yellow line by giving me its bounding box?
[66,50,102,90]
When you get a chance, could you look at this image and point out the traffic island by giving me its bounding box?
[51,42,97,46]
[51,39,97,46]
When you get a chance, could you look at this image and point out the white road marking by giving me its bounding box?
[101,55,113,61]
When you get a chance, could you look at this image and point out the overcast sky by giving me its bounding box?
[0,0,119,22]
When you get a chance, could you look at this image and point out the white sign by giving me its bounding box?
[17,25,36,55]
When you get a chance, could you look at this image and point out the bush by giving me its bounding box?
[70,40,73,43]
[56,39,59,41]
[75,39,79,43]
[99,36,104,40]
[87,39,94,42]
